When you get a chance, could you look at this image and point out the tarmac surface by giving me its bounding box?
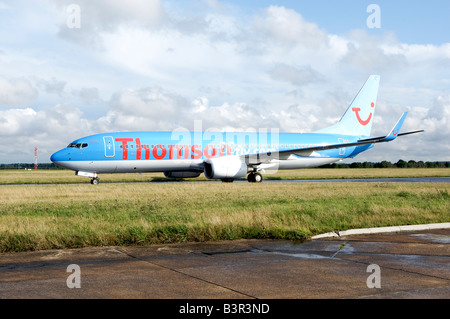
[2,176,449,187]
[1,228,449,300]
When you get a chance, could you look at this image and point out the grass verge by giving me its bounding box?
[0,182,448,252]
[0,168,448,185]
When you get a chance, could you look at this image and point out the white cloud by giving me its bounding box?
[53,0,166,48]
[0,76,38,107]
[0,2,448,163]
[35,77,67,96]
[96,87,188,132]
[252,6,327,49]
[0,104,93,162]
[422,95,450,139]
[269,64,323,87]
[0,108,37,136]
[202,0,227,12]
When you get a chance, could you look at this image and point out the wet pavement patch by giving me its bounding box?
[409,233,450,244]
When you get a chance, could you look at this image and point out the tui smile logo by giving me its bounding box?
[352,102,375,126]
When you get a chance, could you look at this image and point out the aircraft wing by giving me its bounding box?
[244,112,424,163]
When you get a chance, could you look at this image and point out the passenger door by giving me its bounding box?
[103,136,115,157]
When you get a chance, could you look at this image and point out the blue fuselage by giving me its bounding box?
[50,131,372,174]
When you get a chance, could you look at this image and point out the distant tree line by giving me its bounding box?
[320,160,449,169]
[0,160,448,170]
[0,163,65,170]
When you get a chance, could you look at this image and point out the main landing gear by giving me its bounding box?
[220,173,263,183]
[90,177,100,185]
[247,172,262,183]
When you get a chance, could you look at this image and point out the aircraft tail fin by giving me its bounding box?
[316,75,380,136]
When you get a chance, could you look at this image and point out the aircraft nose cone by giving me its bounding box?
[50,151,59,163]
[50,150,68,163]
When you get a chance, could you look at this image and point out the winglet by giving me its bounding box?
[384,112,408,141]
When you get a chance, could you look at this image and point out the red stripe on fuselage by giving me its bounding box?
[114,138,232,160]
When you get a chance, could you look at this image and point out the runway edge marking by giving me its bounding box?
[310,222,450,240]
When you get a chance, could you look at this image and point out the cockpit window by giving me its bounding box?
[67,143,89,149]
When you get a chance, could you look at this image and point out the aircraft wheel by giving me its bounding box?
[91,177,99,185]
[248,173,262,183]
[221,178,234,183]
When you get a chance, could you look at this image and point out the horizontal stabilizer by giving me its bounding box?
[398,130,425,137]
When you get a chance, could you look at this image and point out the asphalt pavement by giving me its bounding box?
[1,228,449,301]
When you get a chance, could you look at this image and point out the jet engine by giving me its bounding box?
[203,156,248,180]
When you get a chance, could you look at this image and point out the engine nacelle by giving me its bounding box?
[164,171,202,178]
[204,156,248,180]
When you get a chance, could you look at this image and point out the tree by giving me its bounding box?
[395,160,408,168]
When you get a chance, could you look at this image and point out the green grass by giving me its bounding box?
[0,181,448,252]
[0,167,448,185]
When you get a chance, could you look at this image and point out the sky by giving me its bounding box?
[0,0,449,164]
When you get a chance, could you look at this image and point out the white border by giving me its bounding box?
[310,222,450,239]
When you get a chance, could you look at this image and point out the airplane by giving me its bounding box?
[50,75,423,184]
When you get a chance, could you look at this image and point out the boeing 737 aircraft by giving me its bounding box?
[51,75,423,184]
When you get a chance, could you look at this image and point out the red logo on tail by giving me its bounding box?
[352,102,375,126]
